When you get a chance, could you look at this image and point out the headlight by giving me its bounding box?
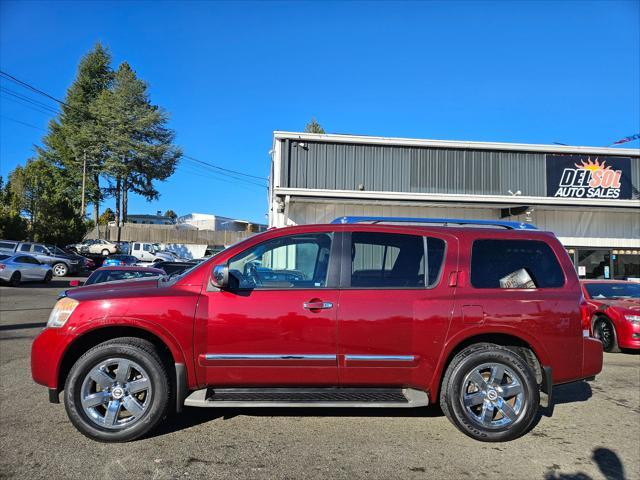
[625,315,640,325]
[47,297,79,328]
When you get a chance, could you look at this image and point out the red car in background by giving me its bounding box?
[581,280,640,352]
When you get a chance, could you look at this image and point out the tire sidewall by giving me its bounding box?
[44,271,53,283]
[64,343,169,442]
[9,272,20,287]
[445,348,539,442]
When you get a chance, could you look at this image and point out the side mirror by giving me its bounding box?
[69,280,83,287]
[211,264,229,288]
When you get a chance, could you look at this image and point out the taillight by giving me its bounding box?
[0,264,5,270]
[579,297,592,337]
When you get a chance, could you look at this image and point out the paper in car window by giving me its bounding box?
[499,269,536,289]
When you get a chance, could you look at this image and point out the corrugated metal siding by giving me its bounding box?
[281,140,639,197]
[286,200,640,248]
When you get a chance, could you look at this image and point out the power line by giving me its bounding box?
[0,114,46,131]
[182,154,268,182]
[181,156,267,187]
[0,69,270,185]
[0,70,72,111]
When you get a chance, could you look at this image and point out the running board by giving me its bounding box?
[184,387,429,408]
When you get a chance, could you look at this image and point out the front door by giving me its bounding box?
[196,231,341,386]
[337,230,456,388]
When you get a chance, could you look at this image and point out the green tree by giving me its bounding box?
[164,209,177,220]
[37,43,114,222]
[96,62,181,226]
[0,176,29,240]
[98,207,115,225]
[6,159,89,245]
[304,117,325,134]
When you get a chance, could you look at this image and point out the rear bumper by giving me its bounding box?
[582,337,604,379]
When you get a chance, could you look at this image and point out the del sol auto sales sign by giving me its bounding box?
[546,155,633,200]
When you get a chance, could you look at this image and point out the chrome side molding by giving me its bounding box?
[205,354,337,361]
[344,355,415,361]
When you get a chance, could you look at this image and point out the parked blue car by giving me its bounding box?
[101,254,138,267]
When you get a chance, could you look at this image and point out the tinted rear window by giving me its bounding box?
[471,239,564,289]
[350,232,445,288]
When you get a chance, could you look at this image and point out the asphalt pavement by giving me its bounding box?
[1,278,639,480]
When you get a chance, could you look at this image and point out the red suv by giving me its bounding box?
[31,217,603,443]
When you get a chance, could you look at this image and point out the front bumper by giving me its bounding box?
[616,320,640,350]
[31,327,70,390]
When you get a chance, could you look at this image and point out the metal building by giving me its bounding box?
[269,131,640,280]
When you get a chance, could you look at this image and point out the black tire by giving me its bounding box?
[52,262,69,277]
[101,249,110,256]
[43,271,53,284]
[9,271,21,287]
[440,343,539,442]
[593,317,620,353]
[64,337,171,442]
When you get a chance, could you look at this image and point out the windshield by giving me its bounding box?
[46,244,67,255]
[585,282,640,299]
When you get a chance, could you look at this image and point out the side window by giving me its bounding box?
[228,233,333,289]
[471,239,565,289]
[350,232,431,288]
[133,243,140,251]
[0,241,16,250]
[143,244,152,252]
[33,245,47,254]
[19,244,31,252]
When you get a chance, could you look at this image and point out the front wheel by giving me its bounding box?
[43,271,53,283]
[52,262,69,277]
[101,249,110,256]
[440,343,539,442]
[64,337,171,442]
[593,317,620,353]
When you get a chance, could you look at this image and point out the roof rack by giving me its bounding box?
[330,216,537,230]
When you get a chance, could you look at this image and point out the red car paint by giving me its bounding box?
[32,224,603,404]
[581,280,640,350]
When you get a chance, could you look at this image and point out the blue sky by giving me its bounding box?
[1,0,639,223]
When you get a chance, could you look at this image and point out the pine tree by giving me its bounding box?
[96,62,181,226]
[37,43,114,222]
[304,117,325,134]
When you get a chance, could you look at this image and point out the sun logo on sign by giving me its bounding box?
[574,157,610,172]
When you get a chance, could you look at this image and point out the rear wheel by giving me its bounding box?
[101,249,110,256]
[64,337,171,442]
[593,317,620,353]
[9,272,21,287]
[52,262,69,277]
[43,271,53,283]
[440,343,539,442]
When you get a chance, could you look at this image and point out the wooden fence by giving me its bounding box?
[86,224,254,246]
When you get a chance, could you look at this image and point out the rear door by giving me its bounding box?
[336,229,457,388]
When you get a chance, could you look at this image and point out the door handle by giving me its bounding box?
[303,301,334,310]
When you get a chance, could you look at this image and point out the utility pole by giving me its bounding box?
[80,150,87,217]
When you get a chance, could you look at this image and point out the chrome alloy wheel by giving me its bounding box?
[53,263,68,276]
[461,362,525,429]
[80,358,152,430]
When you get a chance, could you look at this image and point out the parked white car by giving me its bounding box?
[69,239,119,256]
[0,253,53,286]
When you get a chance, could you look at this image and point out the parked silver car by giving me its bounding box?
[0,253,53,286]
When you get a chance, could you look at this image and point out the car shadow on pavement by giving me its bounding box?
[543,447,627,480]
[149,405,444,439]
[11,279,78,289]
[553,381,593,405]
